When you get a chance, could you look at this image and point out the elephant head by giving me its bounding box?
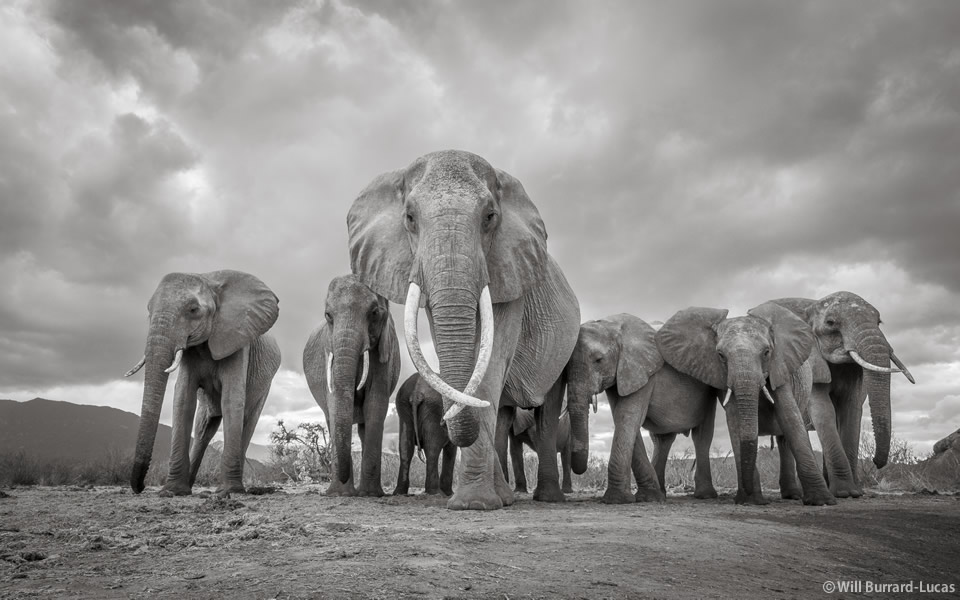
[772,291,915,468]
[565,314,663,475]
[321,275,399,484]
[347,150,548,446]
[656,302,813,498]
[125,270,278,493]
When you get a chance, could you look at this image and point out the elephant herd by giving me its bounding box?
[124,150,914,510]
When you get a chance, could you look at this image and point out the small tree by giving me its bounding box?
[269,420,332,483]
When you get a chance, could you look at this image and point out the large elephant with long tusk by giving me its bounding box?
[125,270,281,496]
[771,292,915,497]
[303,275,401,496]
[347,150,580,510]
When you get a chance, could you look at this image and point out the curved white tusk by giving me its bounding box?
[722,388,732,407]
[125,355,146,377]
[164,349,183,374]
[592,394,598,414]
[326,352,334,394]
[890,353,916,384]
[849,351,904,375]
[404,283,491,414]
[761,385,775,405]
[442,287,495,422]
[356,350,369,391]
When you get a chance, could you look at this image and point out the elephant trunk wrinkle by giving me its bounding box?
[857,340,892,469]
[131,338,177,493]
[331,338,362,484]
[431,289,481,447]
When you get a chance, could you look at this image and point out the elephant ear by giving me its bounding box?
[609,314,664,396]
[377,301,402,391]
[202,270,279,360]
[656,307,728,390]
[512,408,536,436]
[748,302,815,390]
[347,170,412,305]
[768,297,817,323]
[486,169,548,303]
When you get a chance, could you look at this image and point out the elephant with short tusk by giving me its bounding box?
[657,303,836,506]
[497,407,574,495]
[771,292,915,497]
[347,150,580,510]
[124,270,281,496]
[565,314,720,504]
[303,275,401,497]
[393,373,457,496]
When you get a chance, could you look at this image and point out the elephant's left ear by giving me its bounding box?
[486,169,548,303]
[748,302,814,390]
[377,300,402,392]
[202,270,280,360]
[613,314,664,397]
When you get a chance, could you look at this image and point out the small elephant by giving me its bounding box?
[565,314,719,504]
[772,292,915,497]
[500,408,573,494]
[125,270,281,496]
[657,303,836,505]
[303,275,401,497]
[393,374,457,496]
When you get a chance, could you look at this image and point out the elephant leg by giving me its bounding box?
[161,366,199,496]
[808,384,859,498]
[510,435,528,493]
[440,444,456,496]
[836,390,865,496]
[691,398,719,499]
[603,391,645,504]
[532,378,566,503]
[725,403,767,505]
[423,441,442,495]
[631,430,664,503]
[189,391,222,488]
[357,398,386,497]
[776,435,803,499]
[393,412,414,496]
[495,405,514,486]
[217,348,250,496]
[773,386,836,506]
[650,432,676,495]
[560,438,573,494]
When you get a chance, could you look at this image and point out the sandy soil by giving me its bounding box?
[1,486,958,599]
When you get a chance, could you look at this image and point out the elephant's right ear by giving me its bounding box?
[347,170,413,305]
[486,169,548,303]
[611,314,663,396]
[656,307,729,390]
[768,297,817,323]
[203,270,279,360]
[377,303,402,392]
[748,302,815,390]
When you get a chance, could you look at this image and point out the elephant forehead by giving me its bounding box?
[414,152,494,196]
[152,273,208,303]
[326,275,377,310]
[716,317,770,345]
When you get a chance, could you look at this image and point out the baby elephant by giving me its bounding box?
[503,408,573,494]
[393,374,457,496]
[303,275,401,497]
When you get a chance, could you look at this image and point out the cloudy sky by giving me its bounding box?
[1,0,958,457]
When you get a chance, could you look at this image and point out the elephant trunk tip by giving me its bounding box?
[130,461,149,494]
[572,451,589,475]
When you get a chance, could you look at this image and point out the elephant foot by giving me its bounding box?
[215,482,245,497]
[562,484,574,494]
[635,487,666,503]
[533,481,566,503]
[159,481,192,497]
[494,473,516,507]
[422,487,443,496]
[735,489,769,505]
[780,487,803,500]
[802,489,838,506]
[392,484,410,496]
[693,487,719,500]
[325,482,357,497]
[514,486,528,494]
[441,487,453,497]
[448,484,504,511]
[357,485,385,498]
[602,488,636,504]
[829,480,862,499]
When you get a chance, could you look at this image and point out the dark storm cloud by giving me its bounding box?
[1,1,958,448]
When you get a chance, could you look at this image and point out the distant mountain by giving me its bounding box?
[0,397,173,462]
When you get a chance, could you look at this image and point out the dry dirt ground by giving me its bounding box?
[1,486,959,599]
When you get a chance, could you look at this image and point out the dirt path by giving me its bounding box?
[1,486,958,599]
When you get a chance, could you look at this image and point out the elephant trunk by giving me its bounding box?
[732,366,761,496]
[566,386,592,475]
[131,317,177,493]
[852,326,893,468]
[430,287,481,447]
[331,333,363,484]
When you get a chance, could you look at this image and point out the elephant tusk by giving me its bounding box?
[722,388,732,407]
[356,350,369,391]
[124,355,146,377]
[404,282,491,414]
[849,351,904,375]
[592,394,598,414]
[761,385,775,405]
[890,352,916,384]
[164,349,183,374]
[326,352,334,394]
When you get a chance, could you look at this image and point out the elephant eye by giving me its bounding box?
[763,348,771,357]
[717,350,726,361]
[825,318,837,328]
[405,212,417,232]
[325,312,333,324]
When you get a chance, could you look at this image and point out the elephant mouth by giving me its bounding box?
[325,350,370,394]
[403,281,493,421]
[123,347,184,377]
